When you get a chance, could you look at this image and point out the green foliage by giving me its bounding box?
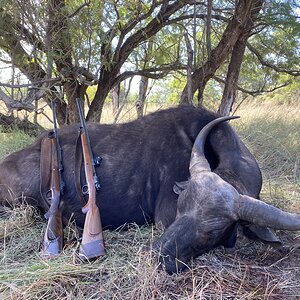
[237,0,300,98]
[67,0,105,72]
[264,0,300,33]
[202,80,223,109]
[148,75,185,103]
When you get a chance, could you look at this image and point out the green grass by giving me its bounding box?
[0,102,299,299]
[0,128,35,160]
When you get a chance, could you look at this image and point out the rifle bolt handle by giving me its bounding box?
[94,156,102,167]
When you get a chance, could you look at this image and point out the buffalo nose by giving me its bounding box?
[155,248,188,274]
[162,255,188,274]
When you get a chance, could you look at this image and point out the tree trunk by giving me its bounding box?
[218,0,264,115]
[50,0,79,124]
[206,0,212,56]
[111,83,120,117]
[218,36,248,115]
[55,100,67,125]
[197,80,207,108]
[86,71,113,122]
[180,0,262,105]
[64,82,80,124]
[184,33,193,105]
[136,76,149,118]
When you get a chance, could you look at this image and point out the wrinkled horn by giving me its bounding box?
[189,116,240,175]
[238,195,300,230]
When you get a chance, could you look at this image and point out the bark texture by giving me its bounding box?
[136,76,149,118]
[180,0,264,106]
[218,0,264,115]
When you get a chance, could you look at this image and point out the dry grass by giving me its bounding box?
[234,101,300,212]
[1,210,300,299]
[0,102,300,299]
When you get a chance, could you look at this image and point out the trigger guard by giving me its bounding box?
[45,189,52,201]
[82,185,89,195]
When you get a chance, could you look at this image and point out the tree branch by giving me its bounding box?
[113,71,167,88]
[68,1,90,18]
[114,1,162,60]
[0,89,35,112]
[114,0,190,67]
[166,13,228,25]
[184,32,193,104]
[0,77,61,88]
[113,63,186,88]
[247,43,300,76]
[206,0,213,56]
[213,76,290,96]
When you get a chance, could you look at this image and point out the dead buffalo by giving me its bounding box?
[0,106,299,273]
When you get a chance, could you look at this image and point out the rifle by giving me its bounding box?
[76,97,105,260]
[41,100,65,258]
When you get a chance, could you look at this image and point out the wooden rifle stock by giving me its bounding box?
[77,98,105,260]
[41,133,64,257]
[41,100,64,258]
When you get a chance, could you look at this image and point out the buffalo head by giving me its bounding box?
[154,116,300,274]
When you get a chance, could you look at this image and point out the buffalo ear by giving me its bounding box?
[241,224,282,245]
[173,181,189,195]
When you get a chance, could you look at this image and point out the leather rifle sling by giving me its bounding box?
[39,133,53,212]
[74,130,87,207]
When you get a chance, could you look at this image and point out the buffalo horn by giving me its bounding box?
[189,116,240,176]
[238,195,300,230]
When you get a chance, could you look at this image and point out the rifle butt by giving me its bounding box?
[41,211,64,258]
[79,205,105,260]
